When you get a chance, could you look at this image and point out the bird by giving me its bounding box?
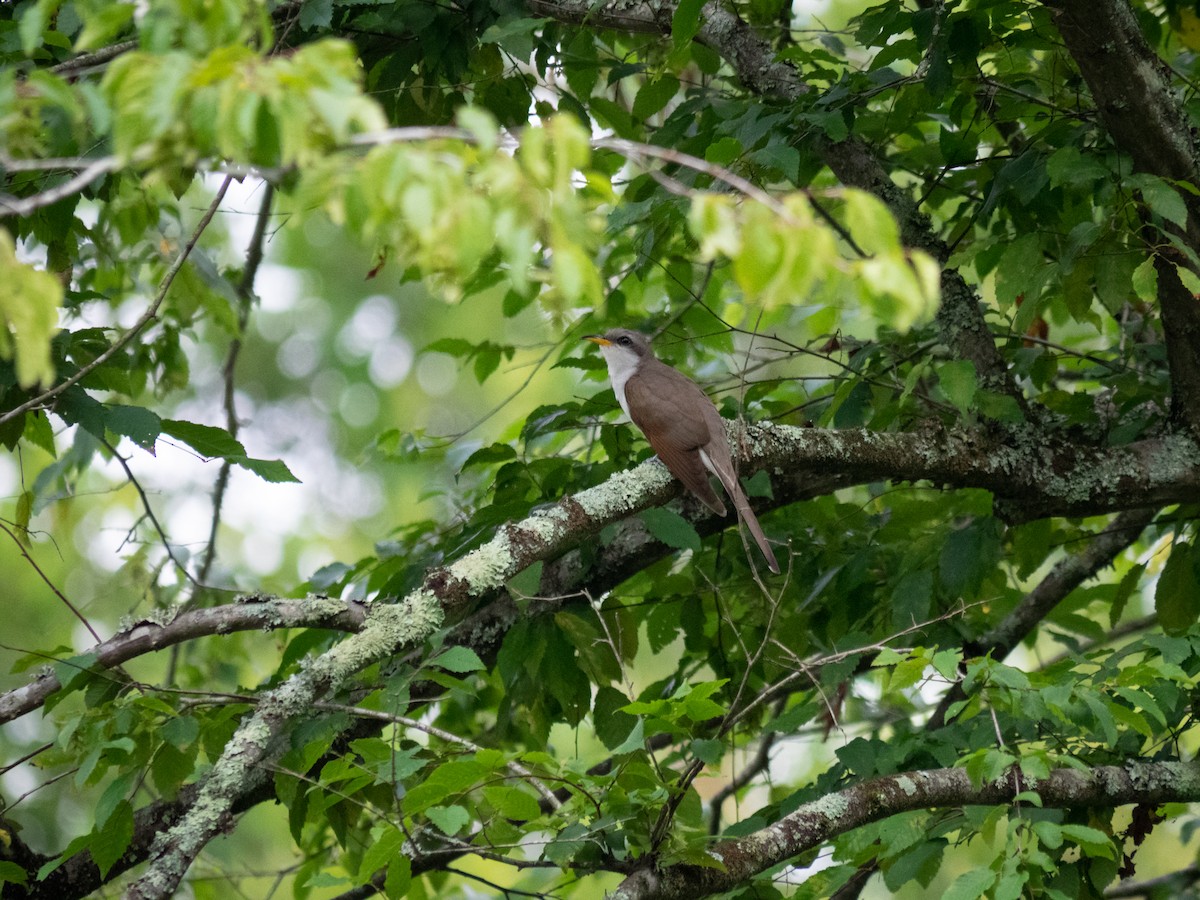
[584,328,781,574]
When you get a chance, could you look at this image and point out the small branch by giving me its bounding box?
[0,595,366,724]
[707,731,778,835]
[970,508,1155,658]
[0,177,233,427]
[1106,863,1200,898]
[195,182,275,595]
[101,437,201,589]
[0,157,120,217]
[313,701,561,810]
[50,39,138,74]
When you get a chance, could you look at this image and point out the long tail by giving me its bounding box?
[712,465,780,575]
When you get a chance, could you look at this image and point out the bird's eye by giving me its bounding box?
[616,336,631,346]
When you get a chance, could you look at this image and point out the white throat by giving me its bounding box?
[599,347,640,418]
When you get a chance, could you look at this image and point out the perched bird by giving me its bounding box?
[584,329,781,574]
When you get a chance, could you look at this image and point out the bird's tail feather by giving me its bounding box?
[714,468,780,575]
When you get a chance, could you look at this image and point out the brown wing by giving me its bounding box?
[624,361,727,516]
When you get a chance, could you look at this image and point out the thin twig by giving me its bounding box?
[101,437,201,588]
[0,521,101,642]
[0,156,120,217]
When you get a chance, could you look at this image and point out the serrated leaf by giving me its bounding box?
[691,738,723,764]
[640,507,702,552]
[937,360,977,416]
[161,419,245,458]
[1059,824,1115,858]
[426,804,470,835]
[1156,540,1200,635]
[228,455,300,484]
[431,646,485,673]
[91,800,133,877]
[106,404,162,451]
[1132,257,1158,303]
[1133,175,1189,228]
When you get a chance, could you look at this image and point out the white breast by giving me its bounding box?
[600,348,639,419]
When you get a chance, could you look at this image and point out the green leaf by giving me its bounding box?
[91,800,134,877]
[672,0,709,48]
[383,854,412,900]
[640,507,702,552]
[842,190,900,255]
[594,686,637,749]
[1130,174,1190,228]
[893,570,932,630]
[632,75,680,121]
[937,360,977,416]
[359,825,404,884]
[483,785,540,820]
[0,229,61,388]
[161,419,245,457]
[1059,824,1115,859]
[426,804,470,835]
[507,561,543,600]
[430,646,485,673]
[227,455,301,484]
[299,0,333,30]
[1155,540,1200,635]
[106,404,162,451]
[1132,257,1158,303]
[0,859,28,887]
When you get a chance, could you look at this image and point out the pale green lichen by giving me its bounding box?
[454,534,519,591]
[805,790,850,821]
[303,595,354,620]
[894,775,918,796]
[320,590,444,676]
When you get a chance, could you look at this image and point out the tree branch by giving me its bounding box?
[611,760,1200,899]
[0,596,366,724]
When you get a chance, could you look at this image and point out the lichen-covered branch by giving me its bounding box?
[0,595,367,725]
[610,760,1200,899]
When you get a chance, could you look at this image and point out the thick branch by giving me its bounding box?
[1045,0,1199,188]
[611,760,1200,899]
